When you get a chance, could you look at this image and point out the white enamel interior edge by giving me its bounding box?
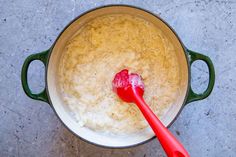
[46,6,189,147]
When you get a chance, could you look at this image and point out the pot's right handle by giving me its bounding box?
[186,49,215,104]
[21,50,50,103]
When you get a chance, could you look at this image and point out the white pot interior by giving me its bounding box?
[47,6,189,147]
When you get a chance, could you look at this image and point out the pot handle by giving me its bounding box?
[21,50,50,103]
[186,49,215,104]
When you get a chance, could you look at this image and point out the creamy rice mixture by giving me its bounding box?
[58,14,180,134]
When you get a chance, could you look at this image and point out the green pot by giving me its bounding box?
[21,5,215,148]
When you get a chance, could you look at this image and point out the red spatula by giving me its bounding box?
[112,69,189,157]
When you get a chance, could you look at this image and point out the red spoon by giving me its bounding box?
[112,69,189,157]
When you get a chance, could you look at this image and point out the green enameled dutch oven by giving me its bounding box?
[21,5,215,148]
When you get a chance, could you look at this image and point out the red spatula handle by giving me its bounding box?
[133,94,190,157]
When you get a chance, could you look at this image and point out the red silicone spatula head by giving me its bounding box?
[112,69,144,103]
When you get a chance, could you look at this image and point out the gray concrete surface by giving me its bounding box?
[0,0,236,156]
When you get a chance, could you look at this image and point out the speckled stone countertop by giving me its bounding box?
[0,0,235,157]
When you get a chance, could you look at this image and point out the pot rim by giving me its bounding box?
[45,4,190,149]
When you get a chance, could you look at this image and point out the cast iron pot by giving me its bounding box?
[21,5,215,148]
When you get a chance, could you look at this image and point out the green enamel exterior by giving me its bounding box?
[21,49,50,103]
[186,49,215,104]
[21,48,215,104]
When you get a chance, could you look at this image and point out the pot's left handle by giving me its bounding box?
[21,50,50,103]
